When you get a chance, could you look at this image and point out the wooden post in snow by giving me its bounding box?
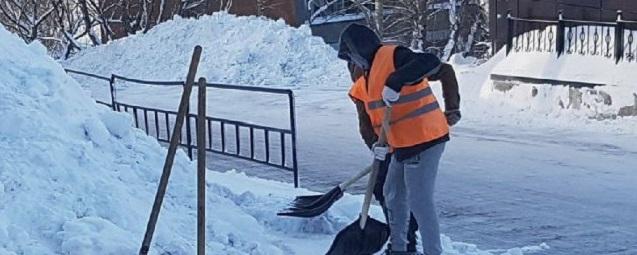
[139,46,202,255]
[196,77,207,255]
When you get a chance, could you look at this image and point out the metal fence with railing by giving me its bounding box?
[506,10,637,64]
[65,69,300,187]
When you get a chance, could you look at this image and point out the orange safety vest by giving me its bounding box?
[349,45,449,149]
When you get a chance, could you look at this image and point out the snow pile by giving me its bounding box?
[491,46,637,88]
[0,26,548,254]
[0,23,309,254]
[428,49,637,135]
[63,12,350,88]
[484,47,637,118]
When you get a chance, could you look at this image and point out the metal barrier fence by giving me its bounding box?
[65,69,300,187]
[505,10,637,63]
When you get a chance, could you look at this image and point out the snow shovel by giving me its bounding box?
[277,107,392,218]
[276,165,372,217]
[326,107,392,255]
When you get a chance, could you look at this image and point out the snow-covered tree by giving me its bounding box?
[307,0,430,49]
[383,0,429,50]
[0,0,57,44]
[307,0,389,37]
[308,0,489,58]
[440,0,488,60]
[0,0,116,58]
[308,0,352,23]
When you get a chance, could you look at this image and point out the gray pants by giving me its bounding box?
[383,142,445,255]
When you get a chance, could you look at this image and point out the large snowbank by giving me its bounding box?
[491,49,637,89]
[0,25,550,254]
[486,48,637,117]
[0,23,319,254]
[64,12,350,88]
[462,48,637,134]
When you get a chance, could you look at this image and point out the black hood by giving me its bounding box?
[337,24,381,71]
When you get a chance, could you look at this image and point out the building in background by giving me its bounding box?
[425,0,463,49]
[305,0,364,47]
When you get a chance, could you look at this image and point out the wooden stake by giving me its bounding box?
[139,46,202,255]
[196,77,207,255]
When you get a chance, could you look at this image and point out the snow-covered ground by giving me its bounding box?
[60,13,637,255]
[0,16,553,255]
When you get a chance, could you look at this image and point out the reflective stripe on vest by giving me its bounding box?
[372,101,440,128]
[348,45,449,148]
[367,86,433,110]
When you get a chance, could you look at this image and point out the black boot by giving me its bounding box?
[383,249,423,255]
[406,213,419,252]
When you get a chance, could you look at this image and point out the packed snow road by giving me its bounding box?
[435,126,637,255]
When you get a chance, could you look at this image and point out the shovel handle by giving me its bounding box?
[338,165,372,192]
[359,107,392,229]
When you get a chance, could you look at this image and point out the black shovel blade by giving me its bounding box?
[292,186,343,209]
[277,186,344,218]
[325,216,389,255]
[290,194,323,207]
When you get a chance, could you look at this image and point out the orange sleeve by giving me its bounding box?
[348,77,367,102]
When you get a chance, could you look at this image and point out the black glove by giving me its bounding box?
[445,109,461,126]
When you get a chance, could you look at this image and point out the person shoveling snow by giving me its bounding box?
[278,23,463,255]
[337,24,461,255]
